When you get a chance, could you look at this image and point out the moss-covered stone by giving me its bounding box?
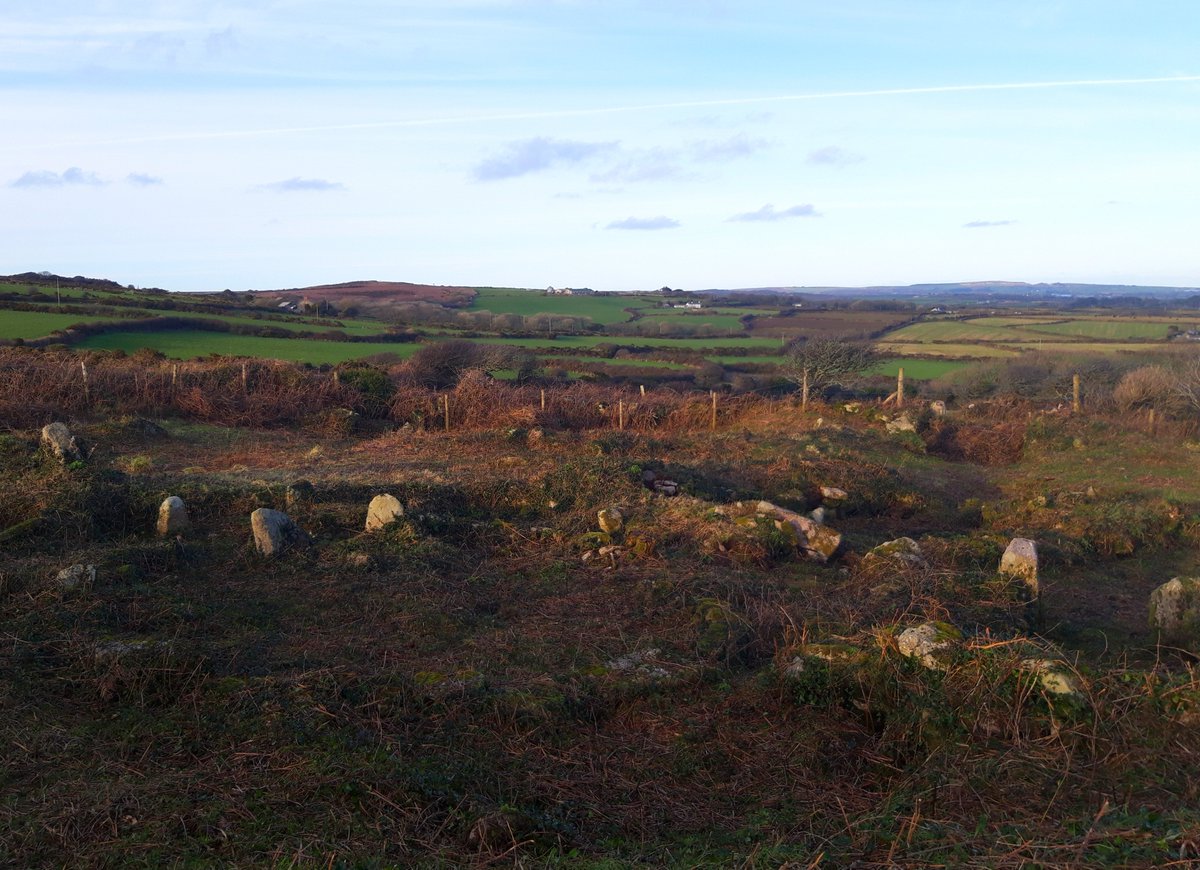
[1149,577,1200,649]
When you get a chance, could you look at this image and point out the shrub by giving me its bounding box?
[1113,365,1180,413]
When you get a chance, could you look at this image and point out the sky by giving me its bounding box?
[2,1,1199,292]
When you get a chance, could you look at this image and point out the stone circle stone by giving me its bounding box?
[999,537,1039,597]
[365,494,404,532]
[598,507,624,534]
[250,508,310,558]
[1149,577,1200,648]
[156,496,191,536]
[41,422,82,463]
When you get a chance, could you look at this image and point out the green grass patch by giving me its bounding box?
[76,329,420,364]
[470,288,656,324]
[1025,319,1183,340]
[886,320,1066,343]
[870,357,970,379]
[873,342,1020,359]
[0,309,127,339]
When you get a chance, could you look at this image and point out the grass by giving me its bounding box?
[0,309,128,339]
[885,319,1067,343]
[1026,319,1182,340]
[635,311,752,331]
[469,334,781,351]
[870,357,970,379]
[874,341,1021,358]
[76,329,420,363]
[3,367,1200,865]
[469,288,656,324]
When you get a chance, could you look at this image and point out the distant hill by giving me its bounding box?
[257,280,478,308]
[707,281,1200,299]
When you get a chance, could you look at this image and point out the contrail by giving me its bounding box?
[39,74,1200,148]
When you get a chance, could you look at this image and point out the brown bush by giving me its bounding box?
[1113,365,1183,413]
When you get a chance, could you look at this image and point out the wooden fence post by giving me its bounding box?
[640,384,646,396]
[896,367,905,409]
[171,363,178,393]
[443,395,451,432]
[540,389,546,411]
[618,400,625,430]
[1072,374,1081,414]
[801,369,809,411]
[710,391,718,431]
[80,361,90,404]
[241,362,249,394]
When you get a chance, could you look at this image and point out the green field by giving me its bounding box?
[870,357,970,379]
[468,334,781,351]
[874,341,1020,359]
[885,320,1062,343]
[470,288,654,324]
[636,311,751,331]
[76,330,420,364]
[1024,319,1181,340]
[0,310,127,339]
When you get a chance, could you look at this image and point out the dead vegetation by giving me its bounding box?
[2,355,1200,866]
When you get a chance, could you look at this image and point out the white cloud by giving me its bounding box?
[728,203,820,222]
[605,215,680,230]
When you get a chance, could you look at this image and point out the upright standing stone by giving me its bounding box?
[156,496,191,536]
[1000,537,1039,597]
[250,508,310,557]
[1149,577,1200,648]
[41,422,82,463]
[365,494,404,532]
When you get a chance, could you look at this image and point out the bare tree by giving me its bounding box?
[783,337,876,408]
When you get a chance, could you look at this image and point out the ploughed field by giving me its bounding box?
[3,394,1200,866]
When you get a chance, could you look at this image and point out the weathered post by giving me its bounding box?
[640,384,646,396]
[171,363,178,392]
[1072,374,1081,414]
[443,395,451,432]
[333,370,340,386]
[710,390,718,431]
[618,399,625,430]
[241,362,249,394]
[80,360,90,404]
[1149,407,1157,432]
[801,368,810,411]
[540,388,546,411]
[896,367,905,409]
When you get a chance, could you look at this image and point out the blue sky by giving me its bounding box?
[2,1,1198,291]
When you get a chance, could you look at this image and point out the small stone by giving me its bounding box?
[156,496,191,536]
[1149,577,1200,648]
[929,400,947,416]
[756,500,842,563]
[56,563,95,592]
[598,507,624,534]
[41,422,82,463]
[885,414,916,434]
[819,486,849,505]
[250,508,311,558]
[842,402,861,413]
[896,621,962,670]
[863,537,926,568]
[653,480,679,496]
[365,494,404,532]
[285,480,315,511]
[999,537,1039,598]
[1020,658,1086,703]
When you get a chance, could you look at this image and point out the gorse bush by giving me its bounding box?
[1113,365,1183,413]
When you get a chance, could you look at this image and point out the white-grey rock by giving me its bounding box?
[94,638,171,665]
[1020,658,1086,703]
[1149,577,1200,648]
[885,414,916,434]
[250,508,310,557]
[56,563,95,592]
[809,506,827,524]
[819,486,849,505]
[896,622,961,670]
[1000,537,1039,597]
[756,500,842,562]
[862,537,926,568]
[41,422,82,463]
[156,496,191,536]
[930,400,947,416]
[365,494,404,532]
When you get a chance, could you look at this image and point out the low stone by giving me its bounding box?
[819,486,849,505]
[756,500,842,563]
[896,621,962,670]
[930,400,947,416]
[285,480,315,511]
[606,648,669,679]
[123,418,169,439]
[1149,577,1200,648]
[863,537,926,568]
[598,507,624,534]
[653,480,679,496]
[250,508,311,558]
[999,537,1039,597]
[156,496,191,536]
[843,402,861,413]
[41,422,82,463]
[365,494,404,532]
[95,638,171,665]
[787,642,866,676]
[56,563,95,592]
[885,414,916,434]
[1020,658,1086,703]
[809,506,827,524]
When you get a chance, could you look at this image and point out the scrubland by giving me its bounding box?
[3,349,1200,867]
